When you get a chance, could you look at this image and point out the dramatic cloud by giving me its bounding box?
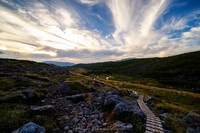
[0,0,200,63]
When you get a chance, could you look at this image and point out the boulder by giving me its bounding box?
[30,105,55,114]
[60,83,71,94]
[130,93,138,99]
[113,121,133,131]
[183,114,200,124]
[160,113,173,119]
[104,95,144,119]
[66,94,86,103]
[12,122,45,133]
[22,90,36,99]
[144,96,152,103]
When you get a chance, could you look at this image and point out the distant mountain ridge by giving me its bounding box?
[43,61,75,66]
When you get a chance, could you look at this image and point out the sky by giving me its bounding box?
[0,0,200,63]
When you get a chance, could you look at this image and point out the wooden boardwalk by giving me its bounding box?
[137,95,164,133]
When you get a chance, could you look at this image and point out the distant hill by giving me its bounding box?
[116,57,136,62]
[43,61,75,66]
[75,51,200,91]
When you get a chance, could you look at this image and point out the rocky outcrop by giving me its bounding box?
[104,94,144,119]
[66,94,87,103]
[12,122,45,133]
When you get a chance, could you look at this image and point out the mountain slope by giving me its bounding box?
[75,51,200,91]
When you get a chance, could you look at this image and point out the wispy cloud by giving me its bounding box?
[0,0,200,63]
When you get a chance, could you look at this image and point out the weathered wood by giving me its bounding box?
[137,95,164,133]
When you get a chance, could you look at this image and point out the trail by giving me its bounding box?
[137,95,164,133]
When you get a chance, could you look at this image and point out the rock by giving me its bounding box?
[97,97,104,105]
[68,130,73,133]
[64,126,69,131]
[104,95,144,119]
[66,94,86,103]
[187,127,200,133]
[53,128,62,133]
[72,117,79,123]
[87,87,95,92]
[22,90,36,99]
[60,83,71,94]
[90,114,99,119]
[144,96,152,103]
[164,129,173,133]
[30,105,55,114]
[113,121,133,131]
[183,114,200,124]
[160,113,173,119]
[130,93,138,99]
[12,122,45,133]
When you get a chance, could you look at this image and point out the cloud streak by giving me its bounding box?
[0,0,200,63]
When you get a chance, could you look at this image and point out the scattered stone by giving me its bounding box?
[64,126,69,131]
[130,93,138,99]
[12,122,45,133]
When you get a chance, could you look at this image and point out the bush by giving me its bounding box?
[119,89,129,97]
[0,104,28,132]
[112,112,145,133]
[0,79,15,90]
[67,82,87,95]
[31,115,56,133]
[163,117,186,132]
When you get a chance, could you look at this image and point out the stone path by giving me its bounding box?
[137,95,164,133]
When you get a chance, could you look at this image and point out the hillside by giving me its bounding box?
[75,51,200,92]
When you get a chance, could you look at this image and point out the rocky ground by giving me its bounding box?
[1,59,200,133]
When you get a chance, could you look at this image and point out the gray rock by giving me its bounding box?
[22,90,36,99]
[104,95,144,119]
[113,121,133,131]
[130,93,138,99]
[183,114,200,124]
[30,105,54,114]
[164,129,173,133]
[53,128,62,133]
[187,127,200,133]
[60,83,71,94]
[68,130,73,133]
[144,96,152,103]
[12,122,45,133]
[160,113,173,119]
[66,94,86,103]
[72,117,79,123]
